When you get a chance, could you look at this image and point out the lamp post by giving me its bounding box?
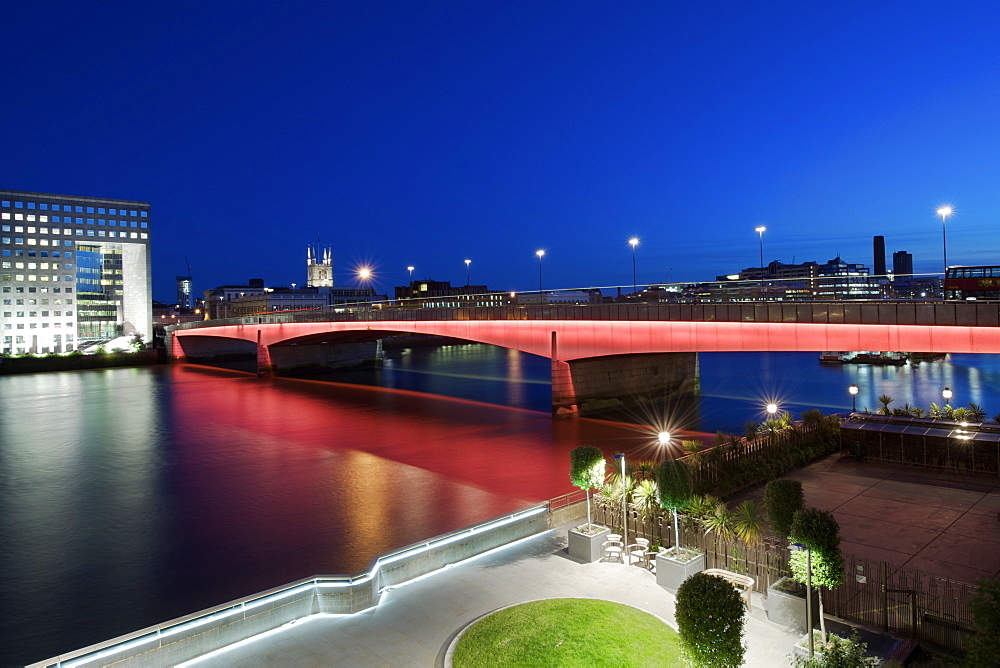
[464,259,471,286]
[629,237,639,295]
[937,206,953,276]
[943,387,952,406]
[407,266,414,280]
[849,384,859,413]
[614,453,627,549]
[790,542,814,657]
[755,226,767,297]
[535,249,545,299]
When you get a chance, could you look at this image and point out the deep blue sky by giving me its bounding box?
[2,1,998,302]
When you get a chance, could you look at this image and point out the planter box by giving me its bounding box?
[567,525,610,563]
[766,577,819,634]
[655,550,705,592]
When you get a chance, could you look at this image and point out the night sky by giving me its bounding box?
[2,1,998,302]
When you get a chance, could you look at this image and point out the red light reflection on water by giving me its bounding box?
[170,365,707,581]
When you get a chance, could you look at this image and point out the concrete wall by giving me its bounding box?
[554,352,699,417]
[30,506,550,668]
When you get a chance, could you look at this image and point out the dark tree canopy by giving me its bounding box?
[676,572,746,667]
[789,508,845,590]
[656,459,692,511]
[763,479,804,538]
[965,577,1000,668]
[569,445,605,490]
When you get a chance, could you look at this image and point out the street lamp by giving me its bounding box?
[407,265,414,280]
[937,205,953,276]
[629,237,639,295]
[614,453,627,548]
[789,542,814,657]
[755,226,766,296]
[766,402,778,416]
[535,249,545,299]
[464,259,471,286]
[943,387,953,405]
[657,431,671,445]
[849,384,859,413]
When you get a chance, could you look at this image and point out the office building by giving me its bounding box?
[873,236,886,276]
[176,275,193,310]
[1,189,151,354]
[892,251,913,277]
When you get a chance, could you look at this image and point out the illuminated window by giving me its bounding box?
[27,203,35,209]
[86,207,94,213]
[39,204,48,210]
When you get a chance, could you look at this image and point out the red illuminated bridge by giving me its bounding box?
[167,301,1000,416]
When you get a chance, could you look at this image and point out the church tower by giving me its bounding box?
[307,244,334,287]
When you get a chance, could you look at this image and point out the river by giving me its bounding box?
[1,345,998,664]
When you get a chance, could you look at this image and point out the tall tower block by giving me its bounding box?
[873,236,886,276]
[307,244,334,287]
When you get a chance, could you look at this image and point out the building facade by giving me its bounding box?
[1,189,151,354]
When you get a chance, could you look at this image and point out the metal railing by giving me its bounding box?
[170,299,1000,332]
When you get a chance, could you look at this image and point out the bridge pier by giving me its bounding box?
[552,351,699,418]
[257,330,276,377]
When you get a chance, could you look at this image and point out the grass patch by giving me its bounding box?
[452,598,681,667]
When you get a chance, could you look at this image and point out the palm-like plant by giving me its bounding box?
[702,500,735,541]
[967,403,987,422]
[929,402,942,418]
[952,407,969,421]
[877,394,893,415]
[731,500,766,546]
[630,460,657,482]
[685,494,721,520]
[743,421,759,440]
[993,412,1000,425]
[912,407,924,418]
[681,440,704,467]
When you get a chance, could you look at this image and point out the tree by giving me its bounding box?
[129,333,145,352]
[569,446,605,531]
[676,572,746,667]
[789,508,845,642]
[965,577,1000,667]
[657,459,692,555]
[731,500,766,545]
[764,479,804,538]
[877,394,893,415]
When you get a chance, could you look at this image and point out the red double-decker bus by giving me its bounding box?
[944,265,1000,300]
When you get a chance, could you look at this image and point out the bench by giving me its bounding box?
[884,638,917,665]
[702,568,755,610]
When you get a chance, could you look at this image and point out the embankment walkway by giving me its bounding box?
[182,522,802,667]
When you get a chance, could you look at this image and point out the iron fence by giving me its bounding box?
[588,494,981,652]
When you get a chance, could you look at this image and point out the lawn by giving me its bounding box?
[451,598,682,667]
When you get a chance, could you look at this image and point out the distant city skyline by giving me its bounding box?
[1,1,998,301]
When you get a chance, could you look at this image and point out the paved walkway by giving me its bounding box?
[731,454,1000,583]
[184,525,803,667]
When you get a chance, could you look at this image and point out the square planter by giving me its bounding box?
[766,577,820,634]
[655,549,705,593]
[568,525,611,563]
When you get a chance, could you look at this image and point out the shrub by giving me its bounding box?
[569,445,605,530]
[790,630,878,667]
[789,508,845,642]
[764,479,804,538]
[676,572,745,667]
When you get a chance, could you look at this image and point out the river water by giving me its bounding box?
[1,345,998,664]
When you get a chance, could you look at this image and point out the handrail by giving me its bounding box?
[30,504,549,667]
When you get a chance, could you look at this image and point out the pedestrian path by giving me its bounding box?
[184,524,803,667]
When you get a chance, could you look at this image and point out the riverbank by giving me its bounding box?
[0,349,161,374]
